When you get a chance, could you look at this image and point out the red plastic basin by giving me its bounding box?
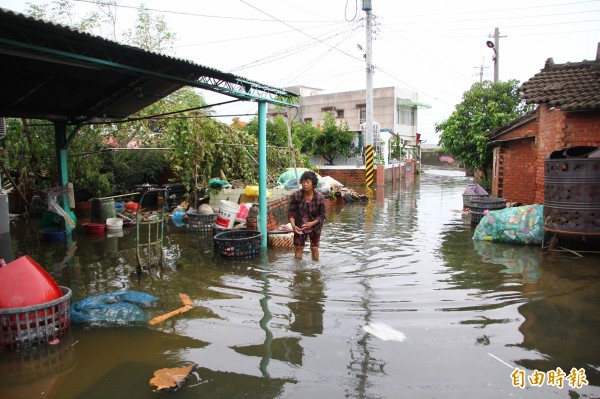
[0,255,63,308]
[83,223,105,234]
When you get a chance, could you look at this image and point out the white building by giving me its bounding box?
[268,86,430,166]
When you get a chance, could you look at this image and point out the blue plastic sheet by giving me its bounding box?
[472,204,544,245]
[70,290,159,326]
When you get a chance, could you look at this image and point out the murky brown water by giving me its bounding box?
[1,168,600,399]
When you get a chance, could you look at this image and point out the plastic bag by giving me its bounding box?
[278,168,330,193]
[70,290,159,326]
[472,204,544,245]
[208,178,231,189]
[171,208,185,227]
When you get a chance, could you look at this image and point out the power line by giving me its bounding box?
[229,20,361,72]
[238,0,365,64]
[72,0,340,23]
[280,21,364,86]
[173,21,348,49]
[380,0,600,20]
[381,18,600,33]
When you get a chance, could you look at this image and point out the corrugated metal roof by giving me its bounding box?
[0,7,297,122]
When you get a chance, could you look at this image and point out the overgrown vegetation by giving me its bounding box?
[0,1,300,210]
[1,0,366,212]
[435,80,532,179]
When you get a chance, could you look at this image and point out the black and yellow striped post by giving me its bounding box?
[365,144,374,188]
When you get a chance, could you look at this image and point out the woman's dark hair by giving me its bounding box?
[300,170,318,187]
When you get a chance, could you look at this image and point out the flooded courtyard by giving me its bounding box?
[1,168,600,399]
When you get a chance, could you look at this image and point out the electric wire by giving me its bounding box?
[72,0,340,23]
[229,20,362,73]
[238,0,365,64]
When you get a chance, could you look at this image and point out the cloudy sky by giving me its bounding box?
[3,0,599,143]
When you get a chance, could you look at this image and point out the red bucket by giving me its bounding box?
[83,223,105,234]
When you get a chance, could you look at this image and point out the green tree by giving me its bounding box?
[435,80,531,178]
[122,5,176,53]
[309,112,356,165]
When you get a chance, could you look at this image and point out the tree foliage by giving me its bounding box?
[435,80,532,177]
[2,0,309,210]
[307,112,356,165]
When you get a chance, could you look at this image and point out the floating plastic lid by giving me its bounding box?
[0,255,62,308]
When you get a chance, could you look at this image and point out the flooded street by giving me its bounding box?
[2,168,600,399]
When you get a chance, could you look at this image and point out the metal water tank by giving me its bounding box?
[134,183,159,207]
[544,146,600,235]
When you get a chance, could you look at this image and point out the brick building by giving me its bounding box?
[489,43,600,205]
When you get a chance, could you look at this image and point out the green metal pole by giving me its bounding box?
[55,122,69,187]
[258,101,268,249]
[55,122,74,234]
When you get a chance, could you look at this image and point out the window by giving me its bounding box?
[336,109,344,118]
[398,107,414,126]
[358,107,366,124]
[304,117,313,124]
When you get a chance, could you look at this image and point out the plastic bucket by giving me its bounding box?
[106,217,123,231]
[215,200,240,228]
[236,203,249,219]
[41,228,66,241]
[90,198,116,223]
[83,223,105,234]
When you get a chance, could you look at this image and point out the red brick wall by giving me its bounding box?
[315,167,365,186]
[493,105,600,205]
[492,118,538,204]
[266,195,290,231]
[497,139,537,204]
[535,105,567,203]
[315,165,403,186]
[527,105,599,204]
[266,194,335,230]
[563,110,600,147]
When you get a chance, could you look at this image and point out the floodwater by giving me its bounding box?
[1,168,600,399]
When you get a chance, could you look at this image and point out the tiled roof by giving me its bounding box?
[520,56,600,111]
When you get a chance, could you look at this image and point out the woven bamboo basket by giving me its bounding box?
[267,232,294,247]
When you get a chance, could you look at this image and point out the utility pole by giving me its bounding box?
[363,0,374,188]
[473,58,489,83]
[486,27,503,83]
[493,27,499,83]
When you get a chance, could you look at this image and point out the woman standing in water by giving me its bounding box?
[288,170,327,260]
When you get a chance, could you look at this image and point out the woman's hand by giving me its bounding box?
[301,220,318,232]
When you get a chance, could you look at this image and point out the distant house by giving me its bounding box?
[267,86,430,166]
[489,43,600,205]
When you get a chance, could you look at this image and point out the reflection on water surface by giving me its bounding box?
[1,168,599,399]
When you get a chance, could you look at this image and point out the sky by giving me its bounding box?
[2,0,599,144]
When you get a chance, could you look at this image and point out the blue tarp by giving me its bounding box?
[70,290,159,326]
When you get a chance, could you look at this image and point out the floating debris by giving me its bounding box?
[362,322,406,342]
[333,187,369,203]
[149,363,198,391]
[148,293,193,325]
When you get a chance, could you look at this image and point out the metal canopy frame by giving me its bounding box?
[0,8,297,247]
[0,8,298,123]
